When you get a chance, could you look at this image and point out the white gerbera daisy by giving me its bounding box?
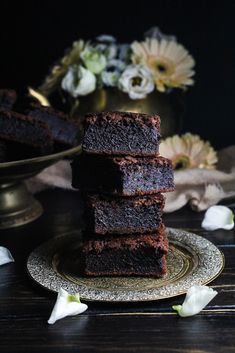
[131,38,195,92]
[159,133,218,170]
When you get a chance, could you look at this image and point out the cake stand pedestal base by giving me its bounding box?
[0,182,43,229]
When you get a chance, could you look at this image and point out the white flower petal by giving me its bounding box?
[201,205,234,231]
[173,285,217,317]
[48,288,88,324]
[0,246,14,266]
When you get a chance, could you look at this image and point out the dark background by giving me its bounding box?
[0,0,234,149]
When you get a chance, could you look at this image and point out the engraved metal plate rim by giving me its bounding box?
[27,228,225,302]
[0,144,82,168]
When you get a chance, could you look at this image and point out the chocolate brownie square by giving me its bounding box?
[84,193,165,234]
[26,104,79,149]
[0,89,17,110]
[82,111,161,156]
[72,154,174,196]
[0,109,53,156]
[79,225,168,277]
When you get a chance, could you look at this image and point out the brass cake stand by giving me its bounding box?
[0,144,81,229]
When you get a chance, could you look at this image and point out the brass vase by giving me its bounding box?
[69,88,184,137]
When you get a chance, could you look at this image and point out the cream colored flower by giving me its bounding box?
[131,38,195,92]
[159,133,218,170]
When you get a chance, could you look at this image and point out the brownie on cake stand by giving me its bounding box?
[0,90,81,229]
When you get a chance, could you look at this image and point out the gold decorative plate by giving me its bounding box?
[27,228,224,302]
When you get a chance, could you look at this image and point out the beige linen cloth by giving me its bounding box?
[27,145,235,213]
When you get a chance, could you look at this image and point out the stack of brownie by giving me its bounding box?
[71,111,174,277]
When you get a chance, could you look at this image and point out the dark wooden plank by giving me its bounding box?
[0,314,235,353]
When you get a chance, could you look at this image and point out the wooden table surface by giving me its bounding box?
[0,189,235,353]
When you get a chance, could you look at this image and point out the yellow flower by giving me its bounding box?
[159,133,218,170]
[39,40,86,95]
[131,38,195,92]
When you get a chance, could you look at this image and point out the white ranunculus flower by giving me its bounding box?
[80,47,106,74]
[0,246,14,266]
[201,205,234,231]
[172,285,218,317]
[102,59,126,87]
[61,65,96,97]
[118,64,154,99]
[48,288,88,325]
